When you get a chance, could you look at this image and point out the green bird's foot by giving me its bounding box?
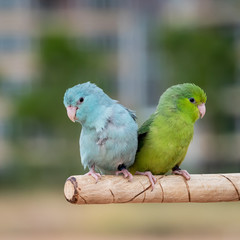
[172,166,191,180]
[85,165,101,183]
[135,171,157,191]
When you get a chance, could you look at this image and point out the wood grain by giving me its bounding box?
[64,173,240,204]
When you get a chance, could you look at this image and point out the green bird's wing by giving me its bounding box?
[137,113,155,151]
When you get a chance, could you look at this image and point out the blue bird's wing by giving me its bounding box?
[125,107,137,122]
[93,104,138,173]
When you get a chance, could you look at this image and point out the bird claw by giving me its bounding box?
[85,168,101,183]
[172,169,191,180]
[115,169,133,181]
[135,171,157,191]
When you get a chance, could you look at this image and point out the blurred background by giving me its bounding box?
[0,0,240,239]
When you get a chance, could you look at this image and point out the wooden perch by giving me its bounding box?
[64,173,240,204]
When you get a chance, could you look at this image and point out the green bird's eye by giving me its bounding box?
[189,98,195,103]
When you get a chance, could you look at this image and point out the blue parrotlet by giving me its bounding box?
[63,82,138,181]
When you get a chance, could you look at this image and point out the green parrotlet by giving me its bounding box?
[129,83,207,189]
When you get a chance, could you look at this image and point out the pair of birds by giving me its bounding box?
[63,82,207,189]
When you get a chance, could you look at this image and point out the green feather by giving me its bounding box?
[137,113,155,151]
[130,83,207,174]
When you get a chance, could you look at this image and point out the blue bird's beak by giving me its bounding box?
[66,106,77,122]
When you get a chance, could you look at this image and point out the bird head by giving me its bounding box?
[63,82,112,124]
[159,83,207,123]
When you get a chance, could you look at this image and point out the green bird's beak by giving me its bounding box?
[198,103,206,119]
[66,106,78,122]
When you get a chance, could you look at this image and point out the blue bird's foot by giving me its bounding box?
[85,166,101,183]
[115,165,133,181]
[172,165,191,180]
[135,171,157,191]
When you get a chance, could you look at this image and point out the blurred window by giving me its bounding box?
[75,0,121,9]
[0,35,32,52]
[33,0,61,9]
[90,35,118,50]
[76,35,118,51]
[76,0,157,9]
[0,121,6,138]
[0,0,30,9]
[0,79,31,95]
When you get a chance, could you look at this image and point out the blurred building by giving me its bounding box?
[0,0,240,172]
[0,0,162,102]
[0,0,162,170]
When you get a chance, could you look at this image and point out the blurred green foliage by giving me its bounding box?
[1,32,113,189]
[16,32,111,137]
[159,27,236,132]
[1,27,238,189]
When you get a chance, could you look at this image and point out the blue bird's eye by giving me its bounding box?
[77,97,84,104]
[189,98,195,103]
